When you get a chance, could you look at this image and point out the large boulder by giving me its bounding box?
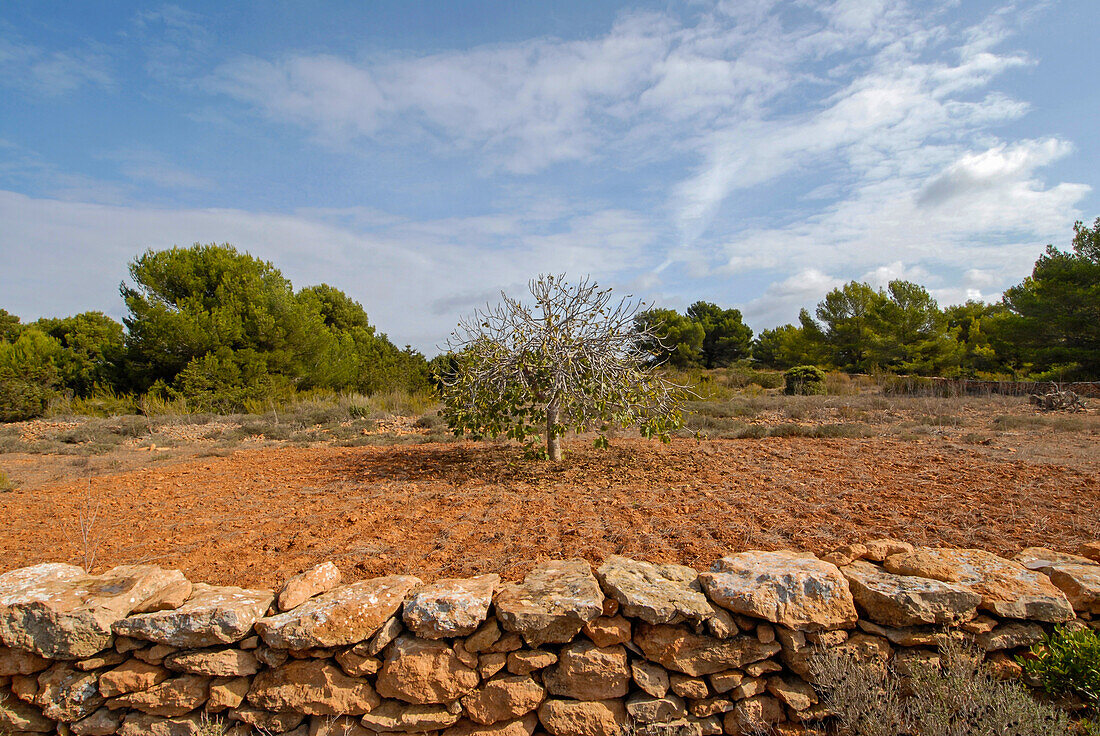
[537,698,628,736]
[0,563,188,659]
[374,635,480,704]
[403,574,499,639]
[634,624,780,677]
[883,547,1074,621]
[1045,564,1100,614]
[495,561,603,647]
[840,561,981,627]
[277,562,342,612]
[113,583,273,648]
[542,640,630,701]
[256,576,421,649]
[248,659,380,716]
[595,556,714,625]
[700,551,857,631]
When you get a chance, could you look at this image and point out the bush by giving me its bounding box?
[810,637,1072,736]
[784,365,826,395]
[0,328,62,421]
[1020,625,1100,713]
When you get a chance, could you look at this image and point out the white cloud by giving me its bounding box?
[0,35,113,96]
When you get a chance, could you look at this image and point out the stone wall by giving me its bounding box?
[1,541,1098,736]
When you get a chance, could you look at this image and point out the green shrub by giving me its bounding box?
[0,328,62,421]
[784,365,826,395]
[1020,625,1100,713]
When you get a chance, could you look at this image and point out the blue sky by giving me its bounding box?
[1,1,1097,353]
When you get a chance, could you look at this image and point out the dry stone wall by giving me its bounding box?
[1,541,1098,736]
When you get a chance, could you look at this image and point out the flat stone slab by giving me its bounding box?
[699,551,857,631]
[595,556,714,625]
[113,583,272,648]
[403,574,499,639]
[883,547,1074,622]
[276,562,341,612]
[0,564,189,659]
[495,560,603,647]
[840,561,981,627]
[634,624,781,677]
[1014,547,1097,570]
[255,575,421,649]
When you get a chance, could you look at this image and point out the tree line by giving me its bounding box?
[0,243,431,421]
[639,217,1100,380]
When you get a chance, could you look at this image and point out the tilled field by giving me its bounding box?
[1,435,1096,590]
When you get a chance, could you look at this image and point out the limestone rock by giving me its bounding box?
[495,560,603,646]
[863,539,914,563]
[277,562,342,612]
[883,547,1073,622]
[257,576,420,650]
[723,696,784,735]
[35,663,104,721]
[116,712,206,736]
[12,672,38,701]
[403,575,498,639]
[700,551,857,632]
[113,583,273,648]
[442,713,539,736]
[506,649,556,676]
[132,580,193,614]
[730,677,766,700]
[582,615,631,647]
[0,645,49,675]
[359,700,462,732]
[75,650,126,671]
[0,564,189,659]
[163,648,259,677]
[631,659,670,697]
[542,640,630,701]
[207,676,250,711]
[229,705,304,732]
[0,695,54,733]
[635,623,781,677]
[71,706,125,736]
[841,560,981,627]
[1013,547,1096,570]
[626,692,687,723]
[1046,564,1100,614]
[97,659,170,697]
[374,635,480,704]
[669,674,709,699]
[822,544,868,567]
[108,674,210,716]
[536,698,628,736]
[765,677,816,711]
[336,648,382,677]
[708,670,743,694]
[595,556,714,625]
[477,652,507,678]
[464,618,502,654]
[975,622,1045,651]
[135,643,178,665]
[248,659,380,716]
[1080,541,1100,562]
[461,675,545,725]
[688,697,734,718]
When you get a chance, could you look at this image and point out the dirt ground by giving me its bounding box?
[2,395,1097,590]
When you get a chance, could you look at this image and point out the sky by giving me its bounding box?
[1,0,1097,354]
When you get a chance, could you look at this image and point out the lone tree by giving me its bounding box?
[439,274,686,461]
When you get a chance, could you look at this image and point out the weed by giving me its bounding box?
[0,468,14,492]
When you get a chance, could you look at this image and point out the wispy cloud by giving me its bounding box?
[0,34,113,96]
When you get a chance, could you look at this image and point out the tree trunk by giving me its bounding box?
[546,401,561,462]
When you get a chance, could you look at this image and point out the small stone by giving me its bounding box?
[35,663,104,721]
[461,675,545,725]
[1046,564,1100,614]
[625,692,686,723]
[164,648,259,677]
[70,706,125,736]
[581,615,631,647]
[361,616,405,657]
[374,635,480,705]
[701,551,857,632]
[132,580,193,615]
[688,697,734,718]
[743,660,782,678]
[507,649,557,676]
[669,674,709,699]
[75,650,126,671]
[541,640,630,701]
[495,561,603,647]
[257,576,420,650]
[765,677,816,711]
[114,584,273,648]
[206,676,250,711]
[464,618,502,653]
[403,574,499,639]
[255,645,289,668]
[987,651,1024,680]
[631,660,670,698]
[248,659,380,716]
[883,547,1073,622]
[114,636,146,653]
[0,695,54,732]
[863,539,914,563]
[595,556,715,625]
[477,652,507,679]
[822,543,868,567]
[229,706,304,732]
[488,633,524,653]
[12,672,38,701]
[975,622,1045,651]
[705,609,738,639]
[775,627,806,652]
[536,698,628,736]
[454,639,479,668]
[359,700,462,732]
[724,696,785,735]
[1079,542,1100,562]
[1013,547,1096,570]
[755,624,775,644]
[108,674,210,717]
[707,670,743,694]
[0,645,50,675]
[277,562,342,612]
[634,624,781,677]
[134,643,178,664]
[806,630,848,647]
[960,615,999,634]
[116,712,206,736]
[335,648,382,677]
[98,660,170,697]
[442,713,539,736]
[730,677,766,701]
